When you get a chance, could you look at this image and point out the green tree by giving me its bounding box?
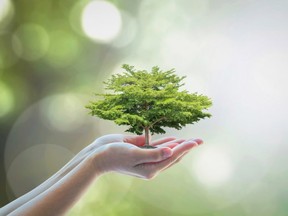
[86,64,212,147]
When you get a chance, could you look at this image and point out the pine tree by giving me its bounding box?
[86,64,212,147]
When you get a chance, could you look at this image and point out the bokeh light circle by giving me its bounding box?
[4,93,99,173]
[81,0,122,43]
[6,144,74,197]
[192,147,233,187]
[40,94,88,132]
[0,80,14,117]
[0,0,11,20]
[0,0,14,29]
[4,92,134,213]
[45,30,80,68]
[12,23,50,61]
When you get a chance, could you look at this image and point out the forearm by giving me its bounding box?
[0,135,195,216]
[7,152,103,216]
[1,145,93,215]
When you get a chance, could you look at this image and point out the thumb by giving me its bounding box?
[123,135,146,147]
[135,147,173,164]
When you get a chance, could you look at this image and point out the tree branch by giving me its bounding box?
[150,116,167,128]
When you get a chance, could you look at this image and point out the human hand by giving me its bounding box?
[92,137,203,179]
[59,134,183,178]
[93,134,180,149]
[79,134,177,157]
[1,134,202,216]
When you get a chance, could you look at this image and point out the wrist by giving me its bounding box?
[88,146,111,176]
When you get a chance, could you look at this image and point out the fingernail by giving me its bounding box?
[183,140,198,146]
[194,138,203,145]
[162,148,172,158]
[187,138,203,144]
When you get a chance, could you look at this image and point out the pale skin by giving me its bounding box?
[0,134,203,216]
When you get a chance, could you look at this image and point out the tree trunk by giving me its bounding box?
[144,127,150,146]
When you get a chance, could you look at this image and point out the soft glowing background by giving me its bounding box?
[1,0,288,215]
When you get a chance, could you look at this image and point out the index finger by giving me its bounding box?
[137,140,199,170]
[151,137,177,146]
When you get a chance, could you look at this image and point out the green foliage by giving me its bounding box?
[86,64,212,137]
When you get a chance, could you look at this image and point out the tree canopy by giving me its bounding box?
[86,64,212,145]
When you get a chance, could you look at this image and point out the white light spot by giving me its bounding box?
[12,23,50,61]
[6,144,74,197]
[0,0,13,24]
[81,0,122,43]
[40,94,87,132]
[192,147,233,187]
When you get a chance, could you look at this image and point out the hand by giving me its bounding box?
[92,136,203,179]
[92,134,177,148]
[1,134,202,216]
[79,134,177,158]
[56,134,186,179]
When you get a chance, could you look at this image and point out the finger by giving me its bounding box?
[157,137,203,149]
[151,137,177,146]
[162,151,188,171]
[151,142,181,150]
[133,147,173,164]
[154,138,186,148]
[162,139,203,170]
[158,140,200,170]
[193,138,203,145]
[159,142,179,149]
[123,135,146,147]
[153,138,202,148]
[142,140,199,170]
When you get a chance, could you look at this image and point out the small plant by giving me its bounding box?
[86,64,212,148]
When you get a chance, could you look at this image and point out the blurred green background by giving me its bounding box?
[1,0,288,215]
